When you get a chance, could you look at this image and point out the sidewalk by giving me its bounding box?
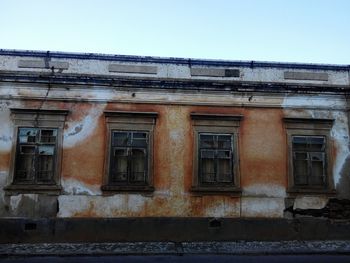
[1,241,350,257]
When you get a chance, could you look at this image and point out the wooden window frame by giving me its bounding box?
[284,117,336,195]
[190,113,242,195]
[5,108,68,195]
[102,111,158,193]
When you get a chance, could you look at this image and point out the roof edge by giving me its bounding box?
[0,49,349,71]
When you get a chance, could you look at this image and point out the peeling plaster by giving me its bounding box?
[293,196,328,210]
[9,194,37,212]
[241,197,285,218]
[9,195,21,211]
[67,124,83,136]
[330,111,350,186]
[243,183,286,198]
[127,195,146,213]
[282,94,347,110]
[63,105,105,148]
[204,202,226,217]
[61,178,101,195]
[58,195,129,217]
[0,102,13,152]
[203,200,240,218]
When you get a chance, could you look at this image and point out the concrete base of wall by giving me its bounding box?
[1,218,350,243]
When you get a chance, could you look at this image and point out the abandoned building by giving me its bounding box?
[0,49,349,241]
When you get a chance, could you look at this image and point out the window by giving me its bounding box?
[15,128,57,184]
[102,111,157,192]
[284,117,335,194]
[292,136,326,186]
[198,133,234,185]
[191,113,242,194]
[109,131,148,185]
[6,109,68,194]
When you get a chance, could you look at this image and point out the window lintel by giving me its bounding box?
[191,113,243,121]
[11,108,69,116]
[104,111,158,118]
[284,117,334,130]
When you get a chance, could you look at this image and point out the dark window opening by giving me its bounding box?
[109,131,149,186]
[198,133,234,186]
[14,128,57,184]
[292,136,326,187]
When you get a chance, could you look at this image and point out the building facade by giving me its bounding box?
[0,50,349,221]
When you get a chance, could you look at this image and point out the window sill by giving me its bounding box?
[287,188,336,196]
[4,184,62,195]
[190,186,241,196]
[101,185,155,193]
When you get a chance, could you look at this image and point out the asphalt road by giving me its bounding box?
[1,255,350,263]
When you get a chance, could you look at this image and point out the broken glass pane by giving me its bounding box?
[310,152,324,162]
[38,146,54,155]
[19,128,37,143]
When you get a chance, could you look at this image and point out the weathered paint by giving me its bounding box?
[61,178,101,195]
[9,194,37,212]
[56,104,289,218]
[243,183,286,198]
[55,104,243,217]
[61,103,106,188]
[241,197,285,218]
[0,102,13,153]
[202,196,240,217]
[1,52,349,85]
[282,95,350,199]
[0,51,349,219]
[1,99,348,218]
[240,109,287,201]
[63,103,106,148]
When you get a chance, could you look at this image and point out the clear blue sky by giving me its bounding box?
[1,0,349,64]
